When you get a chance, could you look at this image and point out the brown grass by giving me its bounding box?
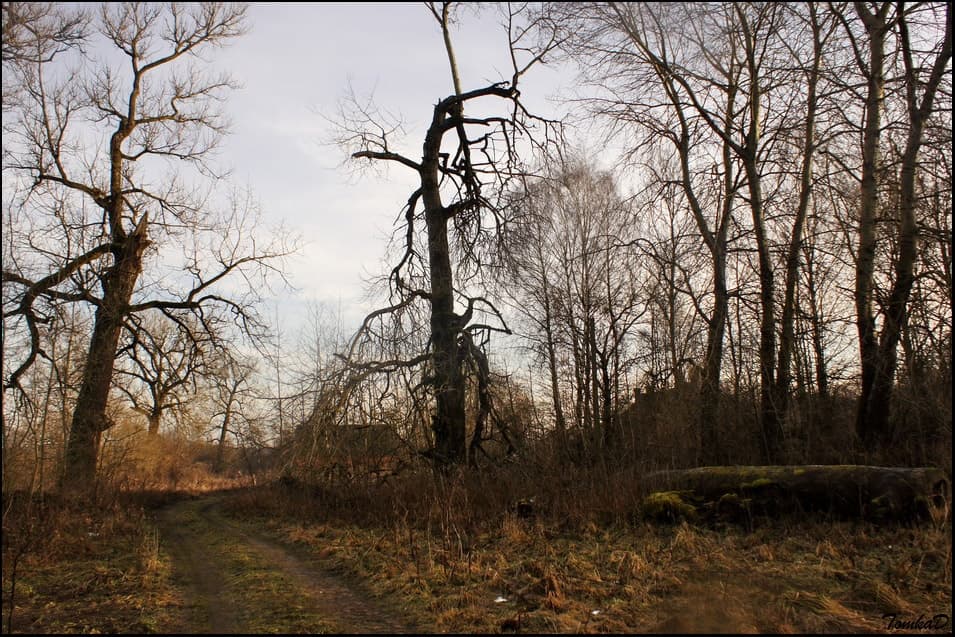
[1,493,184,634]
[221,469,953,634]
[3,436,951,634]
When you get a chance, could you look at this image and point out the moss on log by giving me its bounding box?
[642,465,950,524]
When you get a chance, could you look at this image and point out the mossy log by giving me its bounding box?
[643,465,950,524]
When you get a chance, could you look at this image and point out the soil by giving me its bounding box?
[153,495,417,634]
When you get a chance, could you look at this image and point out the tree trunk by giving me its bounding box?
[699,281,727,465]
[854,3,890,448]
[571,319,585,432]
[587,316,601,442]
[777,5,822,430]
[804,241,830,399]
[744,153,780,463]
[856,2,951,448]
[426,243,466,465]
[599,347,613,448]
[696,132,733,466]
[644,465,950,524]
[215,399,234,473]
[63,222,148,489]
[147,409,161,437]
[738,35,779,462]
[422,107,466,466]
[542,279,567,438]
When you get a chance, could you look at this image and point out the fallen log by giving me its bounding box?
[642,465,950,525]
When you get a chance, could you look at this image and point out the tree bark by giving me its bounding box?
[696,125,734,466]
[64,221,149,487]
[776,4,823,431]
[745,149,780,462]
[422,103,466,465]
[147,409,162,437]
[853,2,890,447]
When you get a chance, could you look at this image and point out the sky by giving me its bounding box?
[210,3,574,339]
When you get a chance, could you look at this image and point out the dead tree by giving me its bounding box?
[339,2,561,466]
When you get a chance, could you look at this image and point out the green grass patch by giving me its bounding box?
[157,499,338,634]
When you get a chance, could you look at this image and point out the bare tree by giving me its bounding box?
[619,2,808,459]
[502,159,645,456]
[773,3,837,434]
[559,2,745,462]
[205,350,256,473]
[114,314,208,437]
[843,1,951,448]
[338,2,560,466]
[1,2,89,105]
[499,174,570,441]
[0,301,89,492]
[2,3,292,491]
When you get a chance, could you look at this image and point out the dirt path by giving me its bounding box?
[154,496,416,634]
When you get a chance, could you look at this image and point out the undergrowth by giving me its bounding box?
[1,492,180,634]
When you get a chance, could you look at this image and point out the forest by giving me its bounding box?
[2,2,952,634]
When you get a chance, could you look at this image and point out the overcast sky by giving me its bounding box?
[212,3,573,339]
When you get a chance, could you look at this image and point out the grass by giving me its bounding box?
[225,476,953,634]
[2,491,340,634]
[159,498,339,633]
[1,494,182,634]
[3,466,951,634]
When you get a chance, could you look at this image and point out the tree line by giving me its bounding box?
[2,2,951,496]
[329,1,950,474]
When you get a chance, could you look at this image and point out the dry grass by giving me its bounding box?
[1,493,183,634]
[226,471,953,634]
[3,454,950,634]
[156,499,340,633]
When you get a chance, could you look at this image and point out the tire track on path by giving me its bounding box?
[154,495,416,634]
